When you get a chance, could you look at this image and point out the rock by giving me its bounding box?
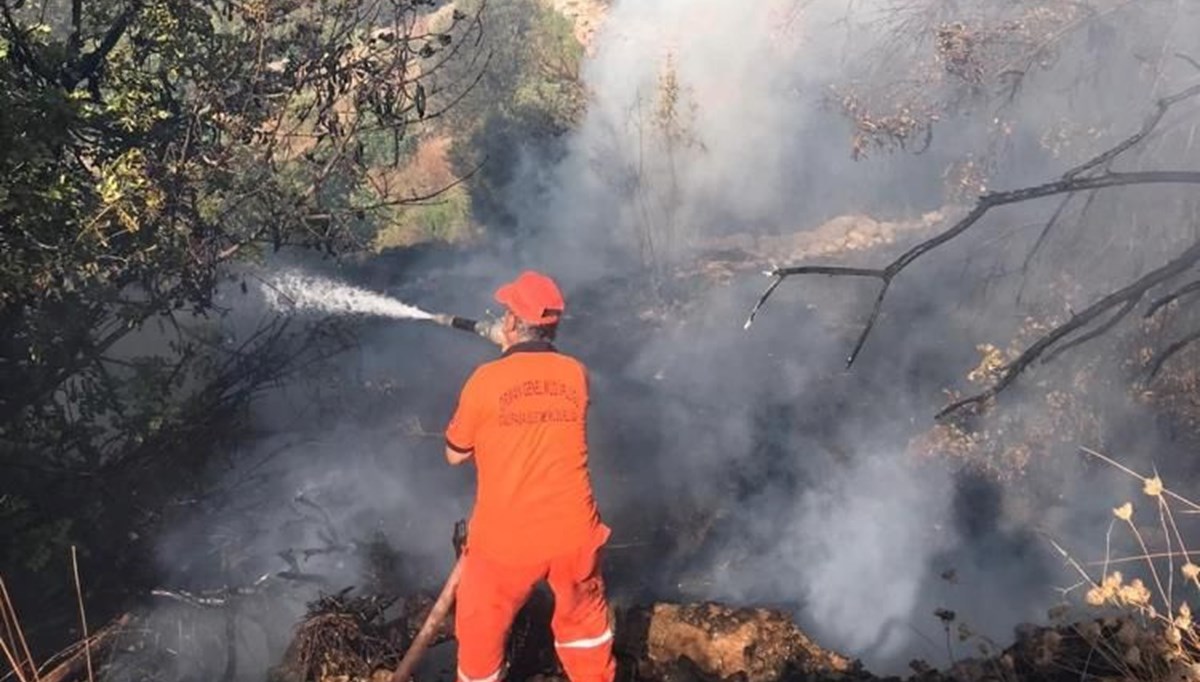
[619,602,859,682]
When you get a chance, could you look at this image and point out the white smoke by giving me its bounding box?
[703,453,957,658]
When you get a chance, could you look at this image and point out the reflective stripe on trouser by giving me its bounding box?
[556,629,613,649]
[457,667,503,682]
[455,539,616,682]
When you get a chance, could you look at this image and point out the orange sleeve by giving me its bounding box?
[446,369,485,453]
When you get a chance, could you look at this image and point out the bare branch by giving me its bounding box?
[744,266,883,331]
[750,170,1200,359]
[847,283,892,366]
[1042,295,1140,364]
[1063,83,1200,180]
[1145,279,1200,318]
[1177,53,1200,73]
[771,265,886,278]
[1017,189,1101,305]
[1145,328,1200,382]
[938,240,1200,418]
[751,81,1200,406]
[1031,183,1096,258]
[1020,193,1074,273]
[744,275,785,329]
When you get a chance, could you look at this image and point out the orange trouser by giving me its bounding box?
[455,540,615,682]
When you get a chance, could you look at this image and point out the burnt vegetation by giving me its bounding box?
[8,0,1200,682]
[754,3,1200,423]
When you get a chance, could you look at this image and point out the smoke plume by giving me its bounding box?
[140,0,1200,678]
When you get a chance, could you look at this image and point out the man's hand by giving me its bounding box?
[444,445,473,466]
[481,319,505,348]
[452,519,468,557]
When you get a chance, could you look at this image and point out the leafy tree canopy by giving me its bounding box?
[0,0,478,620]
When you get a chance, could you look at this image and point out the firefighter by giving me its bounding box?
[444,271,616,682]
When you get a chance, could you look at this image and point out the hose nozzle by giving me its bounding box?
[432,314,503,346]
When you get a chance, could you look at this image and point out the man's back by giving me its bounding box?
[446,340,602,564]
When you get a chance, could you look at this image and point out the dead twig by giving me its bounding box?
[1042,295,1140,364]
[1080,447,1200,514]
[1176,53,1200,74]
[70,548,93,682]
[744,266,880,331]
[38,614,132,682]
[1020,193,1075,275]
[1144,279,1200,318]
[1145,327,1200,382]
[0,578,36,682]
[1017,189,1101,310]
[0,638,27,682]
[1042,533,1100,589]
[1063,83,1200,180]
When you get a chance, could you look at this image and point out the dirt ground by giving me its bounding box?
[260,588,1198,682]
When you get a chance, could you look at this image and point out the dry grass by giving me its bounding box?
[69,548,93,682]
[1045,447,1200,681]
[281,590,403,682]
[1,576,39,682]
[1,552,130,682]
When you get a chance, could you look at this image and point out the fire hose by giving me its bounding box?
[387,318,497,682]
[387,520,470,682]
[388,555,465,682]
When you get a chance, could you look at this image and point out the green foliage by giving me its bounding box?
[373,183,474,249]
[440,0,583,133]
[440,0,586,234]
[509,6,586,133]
[0,0,478,623]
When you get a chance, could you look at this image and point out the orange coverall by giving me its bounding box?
[446,340,615,682]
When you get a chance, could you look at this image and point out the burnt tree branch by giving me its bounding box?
[1146,279,1200,318]
[1041,295,1140,364]
[1063,83,1200,180]
[744,266,882,330]
[748,82,1200,415]
[748,171,1200,366]
[938,241,1200,418]
[1021,193,1074,273]
[1146,328,1200,381]
[1017,189,1100,305]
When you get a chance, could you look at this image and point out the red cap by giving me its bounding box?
[494,271,565,325]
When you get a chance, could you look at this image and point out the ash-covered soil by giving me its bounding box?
[258,590,1193,682]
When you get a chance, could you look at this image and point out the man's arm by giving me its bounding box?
[445,369,483,466]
